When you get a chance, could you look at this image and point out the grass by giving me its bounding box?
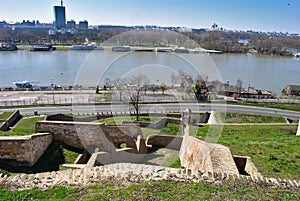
[0,180,299,201]
[95,114,300,180]
[0,111,15,121]
[0,116,45,136]
[0,113,300,200]
[61,145,80,164]
[195,124,300,180]
[228,101,300,112]
[221,112,287,123]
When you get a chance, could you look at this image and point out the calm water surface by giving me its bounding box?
[0,49,299,95]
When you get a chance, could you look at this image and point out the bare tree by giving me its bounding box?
[112,77,125,101]
[171,70,193,88]
[124,74,150,121]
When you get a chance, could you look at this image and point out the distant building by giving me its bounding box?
[238,39,250,46]
[67,20,76,29]
[54,0,66,29]
[48,29,56,36]
[282,85,300,96]
[79,20,88,29]
[0,21,6,28]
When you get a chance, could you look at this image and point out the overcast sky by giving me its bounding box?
[0,0,299,33]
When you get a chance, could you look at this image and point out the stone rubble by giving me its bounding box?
[0,163,299,191]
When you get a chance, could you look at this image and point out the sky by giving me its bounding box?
[0,0,299,33]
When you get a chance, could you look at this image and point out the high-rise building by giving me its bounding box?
[54,0,66,29]
[67,20,76,29]
[79,20,88,29]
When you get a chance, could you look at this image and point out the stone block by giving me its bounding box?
[179,136,239,175]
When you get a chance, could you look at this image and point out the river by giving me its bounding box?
[0,49,299,95]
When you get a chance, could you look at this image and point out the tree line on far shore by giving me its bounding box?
[1,28,299,56]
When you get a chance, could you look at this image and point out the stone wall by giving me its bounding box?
[233,155,262,177]
[0,133,53,167]
[36,121,146,153]
[1,163,299,191]
[86,149,145,167]
[45,112,209,126]
[105,124,146,153]
[122,118,169,129]
[36,121,115,152]
[146,134,182,151]
[189,112,210,124]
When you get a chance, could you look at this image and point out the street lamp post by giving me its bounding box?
[51,78,55,105]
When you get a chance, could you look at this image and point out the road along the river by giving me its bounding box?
[1,103,300,119]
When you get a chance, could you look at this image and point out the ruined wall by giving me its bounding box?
[233,155,262,177]
[0,133,53,167]
[147,134,182,150]
[105,124,144,151]
[86,149,145,167]
[189,112,210,124]
[36,121,115,152]
[36,121,145,153]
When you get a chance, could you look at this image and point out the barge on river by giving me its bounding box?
[30,44,56,51]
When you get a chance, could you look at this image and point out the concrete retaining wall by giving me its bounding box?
[0,133,53,167]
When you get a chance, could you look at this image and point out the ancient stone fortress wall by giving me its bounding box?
[36,121,145,153]
[0,133,52,167]
[46,112,210,126]
[2,110,297,191]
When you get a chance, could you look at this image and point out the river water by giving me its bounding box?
[0,49,299,95]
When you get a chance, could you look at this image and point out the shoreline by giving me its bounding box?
[2,45,296,58]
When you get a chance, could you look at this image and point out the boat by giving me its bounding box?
[70,43,104,50]
[13,80,59,89]
[30,44,56,51]
[112,46,131,52]
[0,43,18,51]
[156,48,173,52]
[13,80,32,88]
[206,50,223,54]
[133,47,155,52]
[174,48,189,53]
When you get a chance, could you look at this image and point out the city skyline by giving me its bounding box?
[0,0,300,33]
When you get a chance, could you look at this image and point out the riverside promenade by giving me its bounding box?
[0,89,180,107]
[1,89,300,108]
